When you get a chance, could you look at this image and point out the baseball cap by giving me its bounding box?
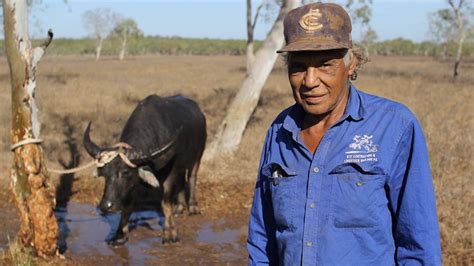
[277,2,352,53]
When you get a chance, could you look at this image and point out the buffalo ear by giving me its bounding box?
[138,167,159,188]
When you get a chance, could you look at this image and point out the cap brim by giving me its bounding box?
[277,38,351,53]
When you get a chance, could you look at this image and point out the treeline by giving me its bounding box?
[367,38,474,57]
[0,36,472,57]
[0,36,255,56]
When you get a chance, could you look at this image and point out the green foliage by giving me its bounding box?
[370,38,473,56]
[0,36,256,56]
[345,0,373,26]
[428,8,457,43]
[0,35,471,58]
[109,18,143,39]
[374,38,417,56]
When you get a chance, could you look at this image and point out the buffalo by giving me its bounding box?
[83,94,206,246]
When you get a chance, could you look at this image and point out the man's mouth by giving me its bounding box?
[302,93,327,104]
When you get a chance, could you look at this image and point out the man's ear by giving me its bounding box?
[348,50,358,76]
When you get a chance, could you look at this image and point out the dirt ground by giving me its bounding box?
[0,177,254,265]
[0,54,472,265]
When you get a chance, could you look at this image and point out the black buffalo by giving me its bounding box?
[83,95,206,246]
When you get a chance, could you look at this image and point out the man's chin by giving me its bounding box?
[301,104,328,116]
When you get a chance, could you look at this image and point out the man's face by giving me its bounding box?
[287,49,356,117]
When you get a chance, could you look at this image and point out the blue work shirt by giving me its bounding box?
[247,85,441,265]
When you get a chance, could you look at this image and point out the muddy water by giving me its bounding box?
[54,202,247,265]
[197,220,245,261]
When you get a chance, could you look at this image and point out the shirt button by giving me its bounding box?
[313,167,320,173]
[306,241,313,247]
[310,203,316,209]
[356,181,363,187]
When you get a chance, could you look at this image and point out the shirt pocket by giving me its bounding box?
[328,163,387,229]
[261,162,298,231]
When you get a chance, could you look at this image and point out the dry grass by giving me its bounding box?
[357,56,474,265]
[0,54,472,264]
[1,236,35,266]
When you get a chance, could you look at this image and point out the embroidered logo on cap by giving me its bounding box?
[299,8,323,33]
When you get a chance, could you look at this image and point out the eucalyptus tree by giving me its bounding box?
[447,0,471,79]
[82,8,120,60]
[204,0,299,160]
[429,0,473,79]
[110,18,143,61]
[2,0,58,257]
[246,0,275,74]
[428,8,457,59]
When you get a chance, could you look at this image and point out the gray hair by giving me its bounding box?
[349,43,370,80]
[344,44,369,68]
[343,50,352,67]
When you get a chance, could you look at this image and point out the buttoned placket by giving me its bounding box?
[300,128,335,265]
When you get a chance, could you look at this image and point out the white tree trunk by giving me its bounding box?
[204,0,299,160]
[246,0,254,74]
[448,0,466,79]
[95,36,103,61]
[246,42,255,75]
[119,34,127,61]
[3,0,58,257]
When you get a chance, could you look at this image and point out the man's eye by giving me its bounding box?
[289,64,305,73]
[321,62,333,68]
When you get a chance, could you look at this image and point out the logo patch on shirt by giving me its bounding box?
[344,135,378,163]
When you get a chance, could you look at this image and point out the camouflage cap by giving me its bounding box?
[277,3,352,53]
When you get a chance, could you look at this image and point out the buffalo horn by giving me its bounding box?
[83,122,102,159]
[126,134,178,163]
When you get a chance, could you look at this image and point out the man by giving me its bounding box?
[247,3,441,265]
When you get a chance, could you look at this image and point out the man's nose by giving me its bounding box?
[303,67,321,88]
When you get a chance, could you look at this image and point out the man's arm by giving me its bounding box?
[387,119,442,265]
[247,131,278,265]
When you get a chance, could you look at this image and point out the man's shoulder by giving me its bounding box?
[358,89,418,124]
[269,104,298,128]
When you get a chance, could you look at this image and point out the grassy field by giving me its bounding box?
[0,54,472,264]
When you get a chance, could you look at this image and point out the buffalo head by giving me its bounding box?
[83,122,173,214]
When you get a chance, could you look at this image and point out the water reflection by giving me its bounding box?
[54,202,163,264]
[52,202,246,264]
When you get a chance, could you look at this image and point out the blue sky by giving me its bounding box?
[26,0,447,42]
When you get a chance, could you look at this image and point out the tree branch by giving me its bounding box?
[252,1,265,32]
[41,29,53,49]
[32,29,54,70]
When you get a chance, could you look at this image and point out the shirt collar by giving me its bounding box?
[282,104,304,142]
[344,84,365,122]
[282,84,365,140]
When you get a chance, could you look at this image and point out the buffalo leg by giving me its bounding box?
[161,180,179,244]
[174,189,186,215]
[173,170,187,215]
[187,161,201,215]
[107,208,131,247]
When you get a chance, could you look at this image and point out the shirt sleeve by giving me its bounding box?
[387,119,442,265]
[247,129,278,265]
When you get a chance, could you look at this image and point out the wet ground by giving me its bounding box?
[0,179,254,265]
[55,202,247,265]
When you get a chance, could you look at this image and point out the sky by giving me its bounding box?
[24,0,448,42]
